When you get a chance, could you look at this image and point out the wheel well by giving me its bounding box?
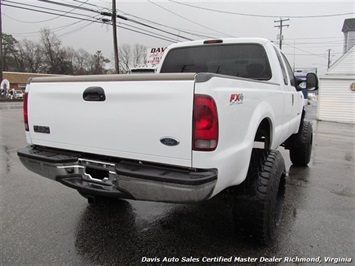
[254,118,272,150]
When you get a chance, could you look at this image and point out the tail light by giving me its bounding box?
[24,92,29,131]
[193,95,218,151]
[203,39,223,44]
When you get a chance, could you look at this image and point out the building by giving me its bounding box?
[318,18,355,124]
[2,72,60,91]
[342,18,355,54]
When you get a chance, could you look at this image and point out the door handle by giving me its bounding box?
[83,87,106,101]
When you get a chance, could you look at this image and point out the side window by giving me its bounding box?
[281,53,296,87]
[274,47,288,85]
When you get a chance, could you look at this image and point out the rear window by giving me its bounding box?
[160,44,272,80]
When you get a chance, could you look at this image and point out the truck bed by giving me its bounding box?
[26,73,196,167]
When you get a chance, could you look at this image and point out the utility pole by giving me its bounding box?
[0,0,3,82]
[274,18,289,50]
[112,0,119,74]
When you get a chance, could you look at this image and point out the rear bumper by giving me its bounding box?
[17,146,217,203]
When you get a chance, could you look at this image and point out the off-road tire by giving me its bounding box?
[233,149,286,245]
[288,121,313,166]
[78,191,118,205]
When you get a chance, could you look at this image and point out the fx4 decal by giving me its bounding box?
[230,93,244,105]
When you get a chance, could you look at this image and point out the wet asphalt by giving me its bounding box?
[0,102,354,265]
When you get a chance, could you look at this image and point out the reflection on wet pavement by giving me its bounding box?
[1,103,354,265]
[0,102,23,110]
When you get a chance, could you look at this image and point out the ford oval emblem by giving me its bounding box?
[160,137,180,147]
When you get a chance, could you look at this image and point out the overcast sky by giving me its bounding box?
[2,0,354,74]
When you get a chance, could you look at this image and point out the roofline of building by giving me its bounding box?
[327,44,355,73]
[342,18,355,33]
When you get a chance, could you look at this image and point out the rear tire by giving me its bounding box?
[78,191,118,205]
[288,121,313,166]
[233,149,286,245]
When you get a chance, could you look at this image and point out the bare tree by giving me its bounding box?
[118,44,131,73]
[89,51,110,74]
[20,39,44,73]
[2,29,146,75]
[40,28,73,74]
[64,47,76,67]
[73,48,91,75]
[132,44,147,67]
[118,43,147,73]
[2,33,19,71]
[40,28,61,73]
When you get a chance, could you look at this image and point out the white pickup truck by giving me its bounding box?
[18,38,318,245]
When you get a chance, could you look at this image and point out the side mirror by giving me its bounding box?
[306,73,319,90]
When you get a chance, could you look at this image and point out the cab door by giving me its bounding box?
[281,53,304,131]
[273,47,293,125]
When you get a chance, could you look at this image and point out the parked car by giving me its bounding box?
[14,90,24,99]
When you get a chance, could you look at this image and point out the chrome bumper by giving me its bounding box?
[18,146,217,203]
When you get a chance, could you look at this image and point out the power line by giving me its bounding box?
[2,3,101,23]
[5,0,236,43]
[37,0,96,13]
[168,0,354,19]
[118,11,216,39]
[57,20,96,38]
[99,11,193,41]
[2,2,177,43]
[76,0,216,40]
[284,40,343,45]
[286,36,342,40]
[118,23,176,43]
[5,0,98,23]
[118,22,176,42]
[146,0,231,38]
[126,18,193,41]
[283,43,327,59]
[37,0,193,40]
[71,0,108,10]
[3,11,104,39]
[284,52,342,56]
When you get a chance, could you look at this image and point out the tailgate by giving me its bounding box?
[27,73,196,167]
